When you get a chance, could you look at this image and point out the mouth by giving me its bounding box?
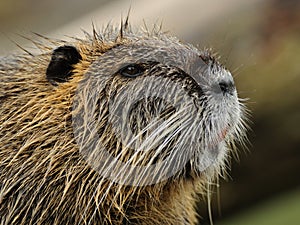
[188,122,232,175]
[212,125,230,148]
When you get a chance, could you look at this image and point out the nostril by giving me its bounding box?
[218,81,235,95]
[219,82,229,93]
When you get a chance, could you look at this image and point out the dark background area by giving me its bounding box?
[1,0,299,224]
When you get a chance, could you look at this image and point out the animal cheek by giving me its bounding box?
[46,45,82,85]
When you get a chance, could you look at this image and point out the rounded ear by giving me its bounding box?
[46,45,82,85]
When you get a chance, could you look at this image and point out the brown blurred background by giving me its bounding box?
[1,0,299,224]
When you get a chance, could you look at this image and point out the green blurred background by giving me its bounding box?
[1,0,299,224]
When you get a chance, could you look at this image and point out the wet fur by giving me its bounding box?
[0,24,247,224]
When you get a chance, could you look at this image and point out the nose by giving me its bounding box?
[213,80,235,95]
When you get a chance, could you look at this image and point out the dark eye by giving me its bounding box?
[120,64,144,78]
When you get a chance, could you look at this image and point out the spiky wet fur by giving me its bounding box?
[0,24,247,225]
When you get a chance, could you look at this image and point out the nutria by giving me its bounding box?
[0,23,247,224]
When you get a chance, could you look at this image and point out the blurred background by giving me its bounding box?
[1,0,299,224]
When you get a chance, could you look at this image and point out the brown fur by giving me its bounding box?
[0,25,246,224]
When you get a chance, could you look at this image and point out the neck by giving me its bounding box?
[102,179,200,224]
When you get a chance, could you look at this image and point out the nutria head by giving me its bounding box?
[0,25,247,224]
